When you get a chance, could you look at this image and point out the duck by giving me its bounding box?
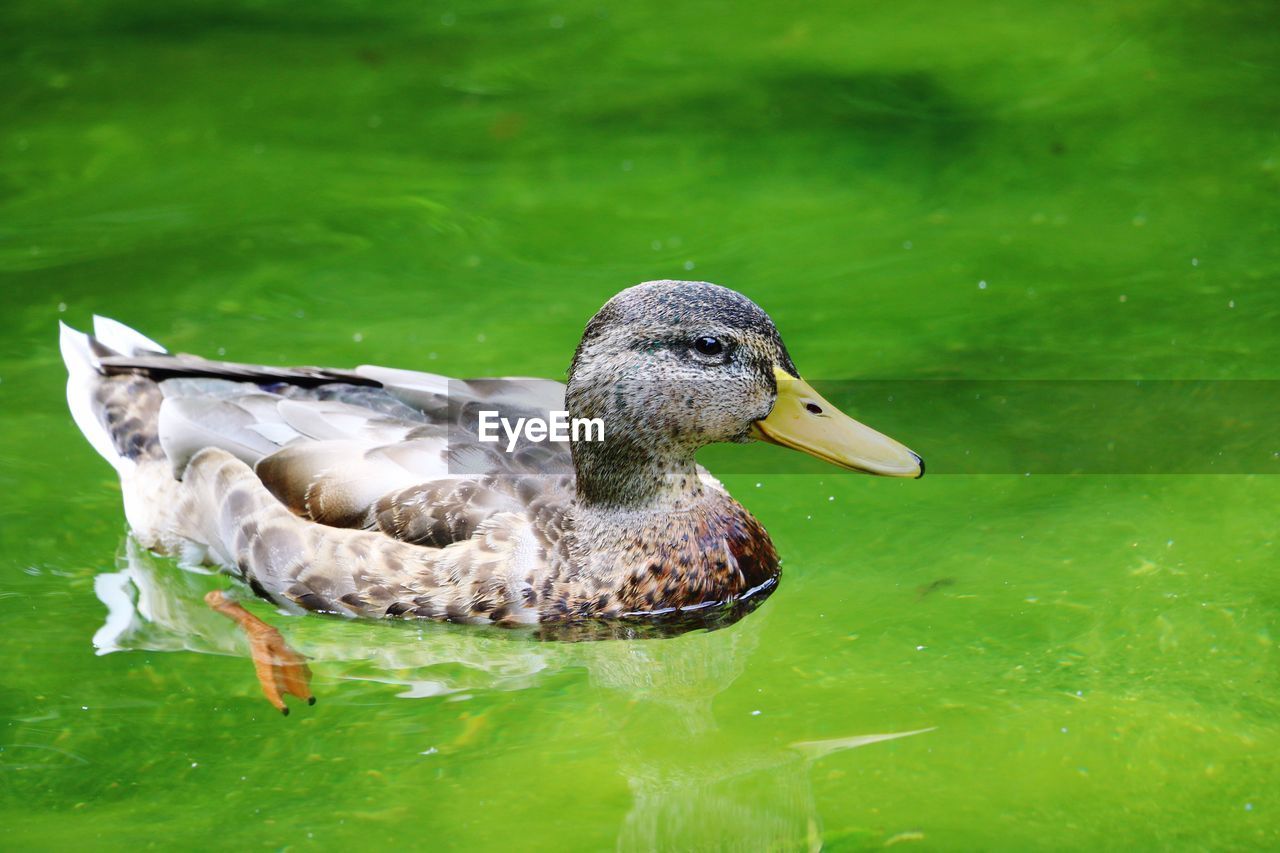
[62,280,921,709]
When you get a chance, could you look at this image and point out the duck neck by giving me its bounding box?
[570,437,705,512]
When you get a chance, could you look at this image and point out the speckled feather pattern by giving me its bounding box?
[74,281,788,624]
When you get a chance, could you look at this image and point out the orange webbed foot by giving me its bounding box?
[205,590,315,715]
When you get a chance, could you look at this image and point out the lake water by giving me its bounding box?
[2,0,1277,848]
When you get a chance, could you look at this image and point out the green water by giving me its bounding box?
[2,0,1278,848]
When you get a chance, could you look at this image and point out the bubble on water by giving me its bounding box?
[1191,257,1199,267]
[978,280,987,290]
[683,260,695,271]
[476,333,486,343]
[1245,803,1254,812]
[1119,294,1128,303]
[651,240,662,251]
[754,482,762,488]
[1060,727,1068,734]
[903,240,913,250]
[750,709,761,716]
[827,496,835,501]
[57,302,67,312]
[1228,300,1236,309]
[352,332,363,343]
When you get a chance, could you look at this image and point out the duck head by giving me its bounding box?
[566,280,922,509]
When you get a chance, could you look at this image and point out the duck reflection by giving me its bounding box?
[95,536,933,850]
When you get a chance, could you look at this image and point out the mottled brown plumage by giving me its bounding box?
[62,281,920,630]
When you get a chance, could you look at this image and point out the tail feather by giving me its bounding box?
[61,318,167,474]
[92,315,167,356]
[61,321,131,473]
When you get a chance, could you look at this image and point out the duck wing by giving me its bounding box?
[99,353,576,546]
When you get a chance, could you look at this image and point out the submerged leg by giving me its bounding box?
[204,590,315,715]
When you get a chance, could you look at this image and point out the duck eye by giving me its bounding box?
[693,336,723,356]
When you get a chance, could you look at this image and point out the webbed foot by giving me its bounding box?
[205,590,315,715]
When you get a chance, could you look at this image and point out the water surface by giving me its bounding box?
[1,0,1277,848]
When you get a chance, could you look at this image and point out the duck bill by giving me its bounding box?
[750,366,923,478]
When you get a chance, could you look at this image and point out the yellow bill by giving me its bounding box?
[751,366,923,478]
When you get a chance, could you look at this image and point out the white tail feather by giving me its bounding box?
[92,315,168,356]
[60,321,133,474]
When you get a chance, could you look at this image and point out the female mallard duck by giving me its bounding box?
[62,281,921,704]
